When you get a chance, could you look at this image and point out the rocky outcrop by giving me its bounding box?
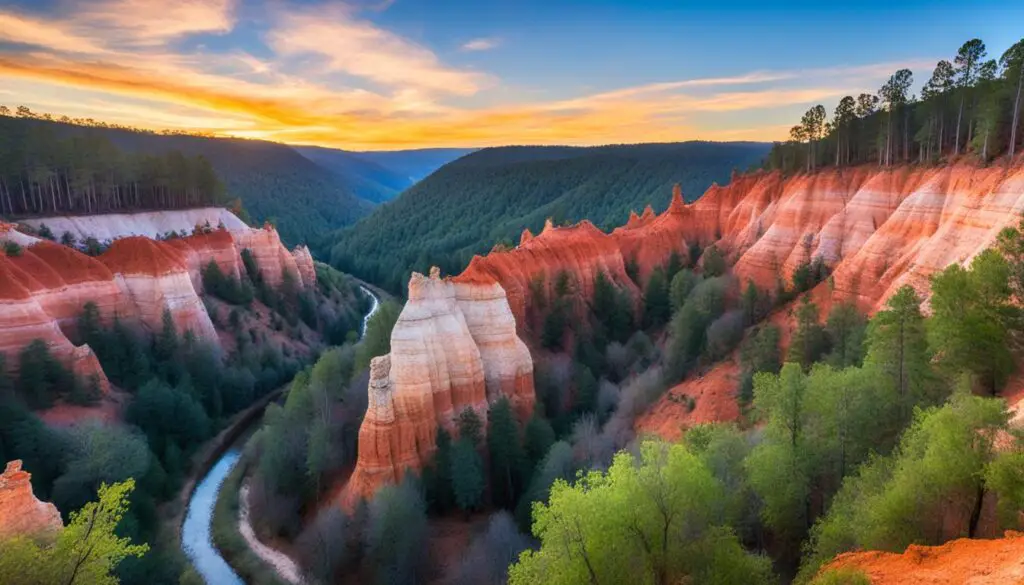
[166,230,243,292]
[460,220,640,327]
[234,223,309,289]
[0,460,62,539]
[345,269,533,504]
[820,531,1024,585]
[0,209,316,380]
[100,237,219,344]
[292,246,317,289]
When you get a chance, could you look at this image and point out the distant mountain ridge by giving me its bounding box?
[0,114,471,246]
[325,141,771,292]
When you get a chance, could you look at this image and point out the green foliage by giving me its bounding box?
[365,479,429,585]
[666,276,728,381]
[788,297,827,369]
[810,568,871,585]
[0,114,375,244]
[824,303,867,369]
[669,269,700,313]
[488,399,527,509]
[4,240,22,256]
[642,267,671,329]
[201,260,253,306]
[17,339,76,409]
[456,407,484,446]
[984,450,1024,528]
[328,143,770,293]
[509,441,775,585]
[738,324,782,405]
[799,394,1012,581]
[766,37,1024,170]
[523,413,556,469]
[701,244,727,277]
[864,285,939,422]
[928,249,1016,394]
[0,480,148,585]
[451,437,485,513]
[592,271,633,344]
[425,427,455,513]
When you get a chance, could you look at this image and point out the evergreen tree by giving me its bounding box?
[642,268,671,329]
[456,407,484,446]
[487,398,526,509]
[788,297,827,369]
[451,438,485,514]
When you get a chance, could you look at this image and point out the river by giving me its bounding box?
[181,285,381,585]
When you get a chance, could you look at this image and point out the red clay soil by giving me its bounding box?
[823,531,1024,585]
[0,255,36,300]
[99,236,187,276]
[426,513,491,585]
[39,395,123,426]
[635,360,742,441]
[25,242,114,285]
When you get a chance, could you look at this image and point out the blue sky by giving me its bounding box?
[0,0,1021,149]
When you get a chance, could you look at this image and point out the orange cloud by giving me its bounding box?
[266,4,489,96]
[0,4,928,149]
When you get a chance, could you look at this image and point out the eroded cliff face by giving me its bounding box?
[344,269,534,504]
[0,210,315,380]
[455,164,1024,335]
[0,460,62,539]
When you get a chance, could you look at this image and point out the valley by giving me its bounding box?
[0,10,1023,585]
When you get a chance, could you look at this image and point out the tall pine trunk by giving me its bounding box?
[1011,63,1023,160]
[955,93,965,155]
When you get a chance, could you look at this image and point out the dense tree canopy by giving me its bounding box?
[766,37,1024,171]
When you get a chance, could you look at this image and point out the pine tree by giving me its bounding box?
[487,398,526,509]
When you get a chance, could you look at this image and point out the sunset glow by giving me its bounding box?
[1,0,1021,150]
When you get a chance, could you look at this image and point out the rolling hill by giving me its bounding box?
[325,141,771,293]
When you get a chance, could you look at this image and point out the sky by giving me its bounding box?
[0,0,1022,150]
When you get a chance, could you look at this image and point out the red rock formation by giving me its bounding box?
[99,237,218,343]
[234,223,307,289]
[292,245,317,289]
[344,268,533,504]
[460,220,640,327]
[166,229,242,292]
[0,460,62,539]
[820,531,1024,585]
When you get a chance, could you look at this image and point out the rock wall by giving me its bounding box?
[344,268,533,504]
[0,460,62,539]
[0,209,314,381]
[456,163,1024,331]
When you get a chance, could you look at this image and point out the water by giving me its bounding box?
[182,450,245,585]
[360,285,380,338]
[182,285,381,585]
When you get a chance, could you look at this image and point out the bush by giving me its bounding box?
[4,241,22,256]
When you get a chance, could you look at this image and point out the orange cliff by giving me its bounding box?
[820,531,1024,585]
[344,268,534,504]
[457,163,1024,336]
[0,460,62,539]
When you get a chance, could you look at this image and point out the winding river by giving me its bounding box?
[181,285,381,585]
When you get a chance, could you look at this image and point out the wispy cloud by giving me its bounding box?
[461,37,501,52]
[0,2,933,149]
[266,4,489,96]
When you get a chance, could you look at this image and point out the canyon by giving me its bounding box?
[343,162,1024,503]
[0,210,315,384]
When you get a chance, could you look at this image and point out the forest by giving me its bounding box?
[766,38,1024,171]
[325,142,770,294]
[0,110,229,217]
[0,109,376,245]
